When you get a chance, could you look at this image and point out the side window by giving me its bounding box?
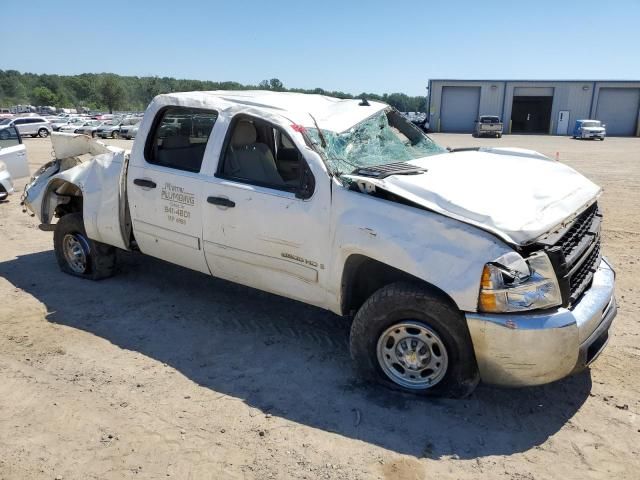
[218,116,305,192]
[145,107,217,173]
[13,119,26,125]
[0,127,21,149]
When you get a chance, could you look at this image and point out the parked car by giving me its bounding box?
[23,91,616,398]
[0,116,52,138]
[573,119,606,140]
[119,120,141,140]
[473,115,503,138]
[0,125,29,200]
[76,120,107,137]
[58,119,95,134]
[96,119,124,139]
[50,117,86,132]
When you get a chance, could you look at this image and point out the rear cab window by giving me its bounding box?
[144,107,218,173]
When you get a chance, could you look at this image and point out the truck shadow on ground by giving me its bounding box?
[0,250,592,460]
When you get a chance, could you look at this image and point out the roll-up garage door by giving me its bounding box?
[595,88,640,136]
[440,86,480,133]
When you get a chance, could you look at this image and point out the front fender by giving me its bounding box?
[330,187,513,313]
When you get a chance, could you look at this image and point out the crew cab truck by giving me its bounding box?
[22,91,616,397]
[473,115,503,138]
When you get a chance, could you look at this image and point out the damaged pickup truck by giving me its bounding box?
[22,91,616,397]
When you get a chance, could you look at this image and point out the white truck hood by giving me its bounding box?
[344,148,601,246]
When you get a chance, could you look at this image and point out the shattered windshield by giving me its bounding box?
[307,109,445,175]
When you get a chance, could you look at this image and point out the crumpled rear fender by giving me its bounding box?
[25,151,130,250]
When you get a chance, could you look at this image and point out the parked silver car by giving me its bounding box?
[118,119,142,139]
[58,120,97,134]
[76,120,107,137]
[50,117,86,132]
[96,119,124,139]
[0,116,52,138]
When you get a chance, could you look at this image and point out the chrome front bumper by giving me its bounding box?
[466,258,616,387]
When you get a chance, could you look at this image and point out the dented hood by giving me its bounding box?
[345,148,601,246]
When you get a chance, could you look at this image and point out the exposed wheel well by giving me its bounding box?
[340,254,458,316]
[43,179,83,223]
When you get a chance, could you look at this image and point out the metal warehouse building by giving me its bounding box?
[427,79,640,136]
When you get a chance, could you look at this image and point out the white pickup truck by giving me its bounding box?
[22,91,616,397]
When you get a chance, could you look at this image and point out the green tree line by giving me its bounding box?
[0,70,426,113]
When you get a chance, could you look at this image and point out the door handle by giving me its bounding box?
[133,178,156,188]
[207,196,235,208]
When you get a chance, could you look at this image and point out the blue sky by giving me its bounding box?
[3,0,639,96]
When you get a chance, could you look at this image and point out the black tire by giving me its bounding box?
[497,133,502,138]
[0,130,9,140]
[600,137,605,141]
[38,128,49,138]
[53,213,116,280]
[91,131,96,138]
[0,184,7,201]
[350,282,479,398]
[111,130,119,139]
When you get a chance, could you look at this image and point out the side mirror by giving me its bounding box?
[295,164,315,200]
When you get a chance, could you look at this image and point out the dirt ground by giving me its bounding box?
[0,133,638,480]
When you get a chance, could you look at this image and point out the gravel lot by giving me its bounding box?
[0,133,638,480]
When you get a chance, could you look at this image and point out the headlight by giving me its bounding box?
[478,251,562,313]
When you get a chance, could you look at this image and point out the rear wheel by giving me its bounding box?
[38,128,49,138]
[350,282,479,397]
[54,213,117,280]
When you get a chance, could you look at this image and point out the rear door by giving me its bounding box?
[127,106,219,274]
[0,127,28,179]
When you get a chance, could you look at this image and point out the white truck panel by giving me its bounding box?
[329,186,513,313]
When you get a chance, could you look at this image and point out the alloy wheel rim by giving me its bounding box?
[376,321,449,390]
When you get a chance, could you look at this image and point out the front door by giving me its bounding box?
[127,107,219,274]
[202,115,331,307]
[557,110,570,135]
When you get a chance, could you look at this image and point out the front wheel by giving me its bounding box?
[350,282,479,397]
[38,128,49,138]
[53,213,117,280]
[111,130,119,139]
